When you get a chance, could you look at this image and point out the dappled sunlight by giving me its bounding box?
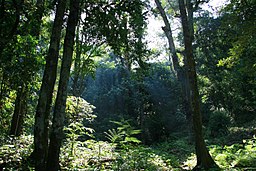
[209,135,256,170]
[60,139,175,170]
[182,153,196,170]
[0,0,255,170]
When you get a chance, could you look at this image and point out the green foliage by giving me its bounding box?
[153,136,194,168]
[114,145,174,171]
[60,139,174,170]
[104,119,141,145]
[209,136,256,169]
[84,62,183,143]
[64,96,96,159]
[1,130,256,170]
[218,0,256,70]
[195,7,256,124]
[82,0,149,70]
[0,90,16,134]
[0,135,33,170]
[64,122,95,159]
[1,34,43,89]
[208,110,232,137]
[66,96,96,124]
[104,128,123,144]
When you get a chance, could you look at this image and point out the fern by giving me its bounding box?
[104,128,124,143]
[104,119,141,145]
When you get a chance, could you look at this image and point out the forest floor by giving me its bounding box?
[0,121,256,170]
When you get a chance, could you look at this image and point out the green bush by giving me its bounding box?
[209,135,256,169]
[208,110,232,137]
[60,139,174,170]
[0,135,33,170]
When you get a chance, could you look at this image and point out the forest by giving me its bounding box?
[0,0,255,170]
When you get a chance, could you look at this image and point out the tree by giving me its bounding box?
[34,0,66,170]
[46,0,80,170]
[218,0,256,122]
[154,0,192,136]
[194,0,256,124]
[9,85,27,136]
[70,21,100,98]
[154,0,218,168]
[32,0,148,169]
[178,0,218,169]
[9,0,45,137]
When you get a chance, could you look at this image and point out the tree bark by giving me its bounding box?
[178,0,218,169]
[34,0,66,170]
[71,24,84,97]
[154,0,192,134]
[46,0,80,170]
[9,0,45,138]
[154,0,180,74]
[9,85,27,136]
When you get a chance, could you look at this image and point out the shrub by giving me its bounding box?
[208,110,231,137]
[0,135,33,170]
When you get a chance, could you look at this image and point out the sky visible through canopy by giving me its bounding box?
[145,0,228,61]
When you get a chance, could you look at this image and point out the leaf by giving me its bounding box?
[104,128,123,143]
[124,137,141,143]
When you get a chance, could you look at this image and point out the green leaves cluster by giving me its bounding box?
[0,135,33,170]
[218,0,256,70]
[104,119,141,145]
[210,136,256,169]
[195,0,256,123]
[207,110,232,137]
[64,96,96,162]
[82,0,148,69]
[66,96,96,124]
[60,138,174,170]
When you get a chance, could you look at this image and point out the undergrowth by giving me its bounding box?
[0,127,256,170]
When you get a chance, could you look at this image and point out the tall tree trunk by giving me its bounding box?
[0,72,7,116]
[46,0,80,170]
[9,0,45,138]
[72,24,83,97]
[178,0,218,169]
[34,0,66,170]
[9,85,27,136]
[154,0,192,134]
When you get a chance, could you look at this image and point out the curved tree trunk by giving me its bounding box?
[154,0,192,136]
[178,0,218,169]
[46,0,80,170]
[34,0,66,170]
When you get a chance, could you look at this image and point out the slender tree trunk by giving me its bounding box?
[72,24,83,97]
[154,0,180,74]
[9,85,27,136]
[46,0,80,170]
[9,0,45,138]
[154,0,192,134]
[0,71,6,116]
[34,0,66,170]
[178,0,218,169]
